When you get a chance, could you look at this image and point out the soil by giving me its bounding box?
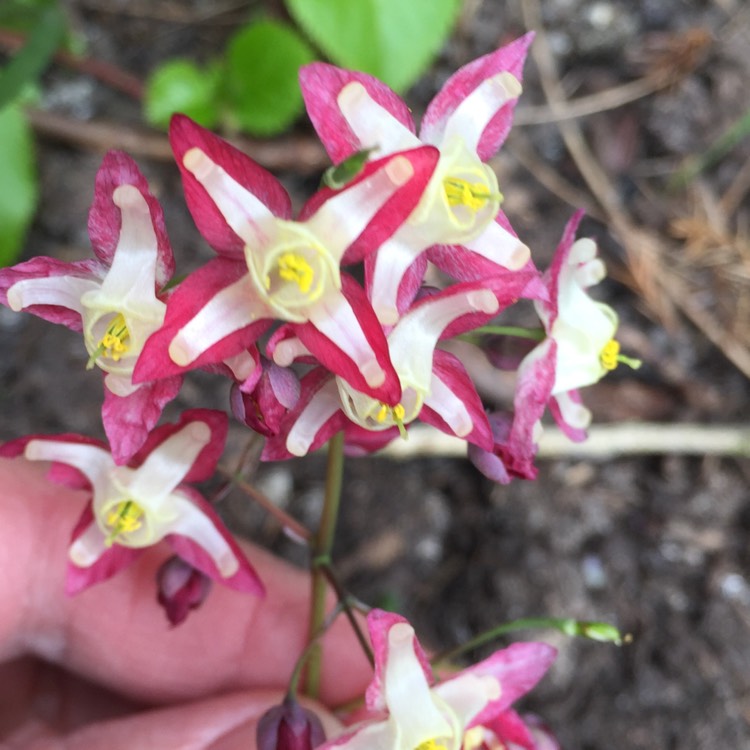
[2,1,750,748]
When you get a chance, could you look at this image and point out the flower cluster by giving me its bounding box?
[0,33,636,746]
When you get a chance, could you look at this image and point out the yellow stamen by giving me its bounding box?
[374,402,409,439]
[443,177,501,213]
[87,313,130,369]
[415,740,448,750]
[104,500,144,546]
[273,252,314,294]
[600,339,620,371]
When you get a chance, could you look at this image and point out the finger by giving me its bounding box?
[4,689,341,750]
[0,456,371,706]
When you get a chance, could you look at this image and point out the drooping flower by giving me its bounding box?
[135,115,440,404]
[318,610,555,750]
[300,34,536,325]
[257,696,326,750]
[261,271,535,460]
[0,151,183,463]
[156,555,212,626]
[0,410,263,597]
[470,211,639,481]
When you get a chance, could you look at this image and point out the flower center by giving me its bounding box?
[375,402,408,439]
[415,740,449,750]
[86,313,130,370]
[270,252,315,295]
[600,338,620,370]
[104,499,145,546]
[443,177,499,214]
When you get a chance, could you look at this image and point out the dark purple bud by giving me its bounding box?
[156,555,211,626]
[257,696,326,750]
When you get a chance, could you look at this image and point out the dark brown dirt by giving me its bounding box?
[2,1,750,748]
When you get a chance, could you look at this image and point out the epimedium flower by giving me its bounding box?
[135,114,440,404]
[0,409,263,598]
[0,151,182,463]
[317,610,556,750]
[299,34,535,325]
[469,212,640,482]
[261,271,536,460]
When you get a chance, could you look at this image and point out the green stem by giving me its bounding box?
[475,325,546,340]
[433,617,625,665]
[304,431,345,698]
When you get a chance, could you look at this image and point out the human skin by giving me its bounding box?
[0,456,370,749]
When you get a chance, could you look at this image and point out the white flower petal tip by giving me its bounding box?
[389,621,415,645]
[467,289,500,315]
[168,337,194,367]
[376,305,400,327]
[182,147,212,178]
[184,420,211,445]
[575,258,606,288]
[6,284,24,311]
[384,155,414,187]
[337,81,367,111]
[507,241,531,270]
[569,237,597,265]
[495,72,523,100]
[286,435,310,458]
[68,540,97,567]
[480,674,502,701]
[273,338,310,367]
[557,393,592,429]
[361,360,386,388]
[112,183,146,210]
[218,553,240,578]
[24,440,48,462]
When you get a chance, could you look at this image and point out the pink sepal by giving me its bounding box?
[342,423,400,456]
[541,209,586,323]
[293,273,400,403]
[299,63,416,163]
[88,150,175,286]
[483,709,537,750]
[134,258,271,381]
[462,640,556,727]
[549,390,588,442]
[420,33,534,160]
[467,412,512,485]
[65,503,142,595]
[230,357,300,437]
[420,350,493,451]
[129,409,227,484]
[102,375,183,465]
[365,609,434,712]
[0,256,102,330]
[167,487,265,595]
[169,114,292,257]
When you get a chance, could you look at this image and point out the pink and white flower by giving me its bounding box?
[471,212,633,481]
[135,115,440,404]
[261,272,534,460]
[0,151,181,463]
[300,34,535,325]
[0,410,263,597]
[318,609,556,750]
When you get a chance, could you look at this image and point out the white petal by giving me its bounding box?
[437,73,522,153]
[384,622,453,747]
[122,420,211,505]
[182,148,277,247]
[424,372,473,438]
[7,275,101,314]
[167,494,239,578]
[554,390,592,429]
[464,220,530,271]
[285,379,342,457]
[337,82,421,153]
[434,673,500,731]
[68,520,108,567]
[169,273,268,367]
[24,439,114,500]
[272,336,312,367]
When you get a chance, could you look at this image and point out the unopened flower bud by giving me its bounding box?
[257,696,326,750]
[156,555,211,626]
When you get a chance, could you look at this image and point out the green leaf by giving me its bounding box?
[222,19,315,136]
[284,0,462,92]
[144,59,221,129]
[0,3,66,110]
[0,104,38,266]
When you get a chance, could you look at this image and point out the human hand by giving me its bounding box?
[0,457,370,749]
